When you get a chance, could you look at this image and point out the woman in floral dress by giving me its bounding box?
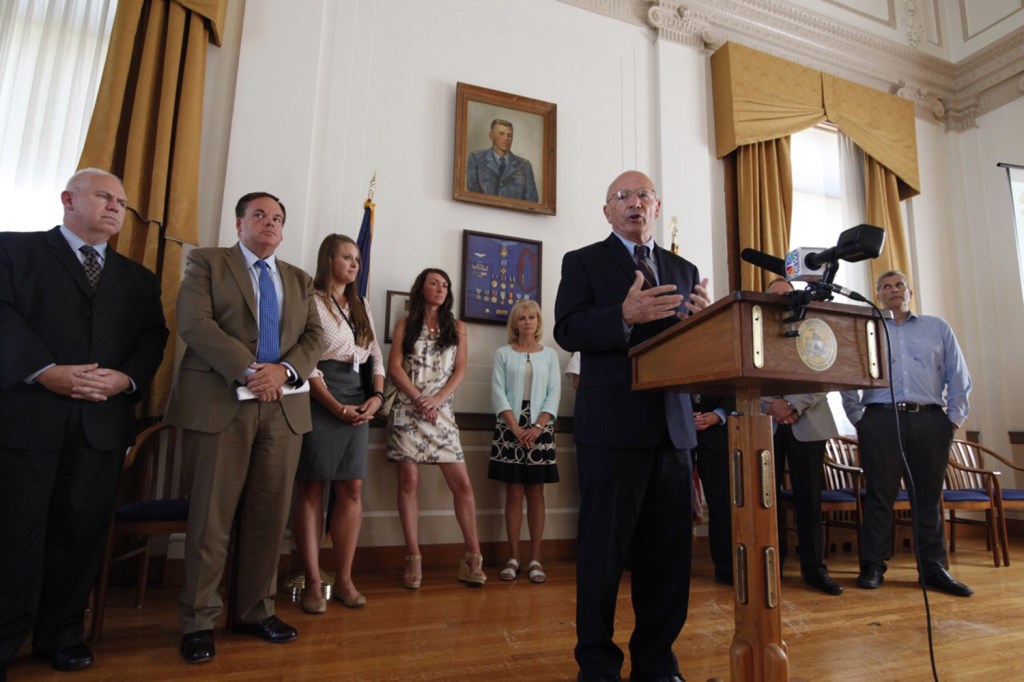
[386,268,486,588]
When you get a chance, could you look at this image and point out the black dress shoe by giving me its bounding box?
[803,567,843,595]
[180,630,216,664]
[923,568,973,597]
[856,564,885,589]
[33,642,94,672]
[232,615,298,643]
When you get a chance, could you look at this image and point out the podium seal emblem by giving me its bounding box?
[796,318,837,372]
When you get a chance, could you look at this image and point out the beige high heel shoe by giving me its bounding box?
[457,552,487,587]
[403,554,422,590]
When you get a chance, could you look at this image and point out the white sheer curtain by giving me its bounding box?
[837,130,872,298]
[0,0,116,232]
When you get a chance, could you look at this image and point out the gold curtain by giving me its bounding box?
[711,42,918,289]
[864,156,911,287]
[822,74,919,200]
[78,0,226,416]
[737,139,793,291]
[711,42,825,156]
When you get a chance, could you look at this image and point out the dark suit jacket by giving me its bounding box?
[692,394,735,452]
[0,227,168,450]
[164,244,323,434]
[466,149,539,202]
[554,233,699,451]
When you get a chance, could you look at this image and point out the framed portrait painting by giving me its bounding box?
[384,290,411,344]
[453,82,556,216]
[461,230,542,325]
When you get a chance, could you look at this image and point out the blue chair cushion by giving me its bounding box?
[942,489,991,503]
[115,498,189,522]
[778,489,794,501]
[1000,488,1024,501]
[821,490,856,503]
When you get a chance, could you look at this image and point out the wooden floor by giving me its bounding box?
[9,535,1024,681]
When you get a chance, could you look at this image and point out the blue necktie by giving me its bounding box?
[497,157,506,179]
[256,260,280,363]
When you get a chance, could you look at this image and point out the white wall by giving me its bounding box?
[208,0,720,546]
[951,98,1024,483]
[199,0,1024,542]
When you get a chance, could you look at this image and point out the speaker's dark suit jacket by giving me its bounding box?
[554,233,700,680]
[0,226,167,659]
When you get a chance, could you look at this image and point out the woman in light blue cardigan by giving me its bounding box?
[488,299,561,584]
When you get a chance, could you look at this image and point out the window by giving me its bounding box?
[790,125,871,434]
[789,125,872,300]
[998,162,1024,295]
[0,0,116,232]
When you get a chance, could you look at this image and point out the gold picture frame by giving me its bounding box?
[453,82,556,215]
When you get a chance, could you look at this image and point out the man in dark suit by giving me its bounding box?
[0,169,168,675]
[165,192,323,664]
[465,118,539,202]
[554,170,709,682]
[692,394,736,585]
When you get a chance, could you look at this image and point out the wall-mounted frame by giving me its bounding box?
[453,82,556,216]
[384,290,411,344]
[461,230,542,325]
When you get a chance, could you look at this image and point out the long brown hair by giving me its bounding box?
[312,234,374,348]
[402,268,457,355]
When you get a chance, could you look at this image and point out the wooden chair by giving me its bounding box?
[947,439,1022,567]
[777,467,797,561]
[90,422,188,641]
[944,441,1004,567]
[822,437,864,554]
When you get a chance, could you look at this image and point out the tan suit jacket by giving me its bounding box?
[165,244,322,432]
[782,393,839,442]
[167,243,323,630]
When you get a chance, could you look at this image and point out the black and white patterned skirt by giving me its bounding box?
[487,401,559,485]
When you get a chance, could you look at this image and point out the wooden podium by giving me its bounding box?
[629,292,888,682]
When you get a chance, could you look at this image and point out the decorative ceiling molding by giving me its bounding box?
[559,0,1024,130]
[900,0,925,49]
[824,0,896,28]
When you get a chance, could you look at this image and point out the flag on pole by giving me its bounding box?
[355,173,376,298]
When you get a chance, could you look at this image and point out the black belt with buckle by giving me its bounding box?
[866,402,943,413]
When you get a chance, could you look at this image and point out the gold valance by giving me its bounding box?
[822,73,919,199]
[711,42,824,154]
[711,42,919,199]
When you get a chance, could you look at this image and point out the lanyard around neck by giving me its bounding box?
[332,296,357,336]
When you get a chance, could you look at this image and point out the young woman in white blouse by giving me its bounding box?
[295,235,385,613]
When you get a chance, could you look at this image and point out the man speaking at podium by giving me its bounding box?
[555,170,708,682]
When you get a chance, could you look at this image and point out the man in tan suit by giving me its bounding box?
[165,192,323,664]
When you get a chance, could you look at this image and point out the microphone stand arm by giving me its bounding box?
[781,260,840,326]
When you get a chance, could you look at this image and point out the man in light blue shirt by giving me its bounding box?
[842,270,973,596]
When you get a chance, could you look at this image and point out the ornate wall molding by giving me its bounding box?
[646,1,722,49]
[559,0,1024,128]
[894,81,946,120]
